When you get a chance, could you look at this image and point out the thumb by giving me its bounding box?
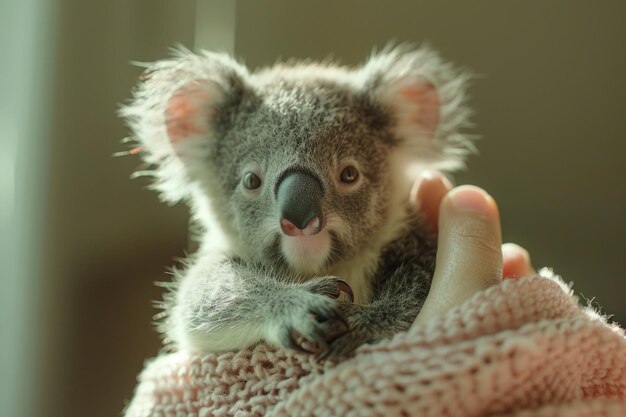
[415,186,502,324]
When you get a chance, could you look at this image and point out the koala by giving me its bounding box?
[120,45,473,358]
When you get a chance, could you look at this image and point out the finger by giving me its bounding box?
[414,186,502,325]
[502,243,536,279]
[410,170,453,234]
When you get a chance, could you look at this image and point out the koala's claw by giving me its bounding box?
[306,277,354,302]
[273,283,351,355]
[335,280,354,302]
[278,314,348,355]
[290,328,328,354]
[278,325,322,354]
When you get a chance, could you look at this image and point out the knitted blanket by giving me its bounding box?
[123,274,626,417]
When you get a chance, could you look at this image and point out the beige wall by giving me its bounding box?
[34,1,625,417]
[40,2,195,417]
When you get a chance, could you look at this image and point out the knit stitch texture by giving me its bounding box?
[123,274,626,417]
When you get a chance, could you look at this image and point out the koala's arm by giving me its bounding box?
[326,223,436,357]
[165,254,347,353]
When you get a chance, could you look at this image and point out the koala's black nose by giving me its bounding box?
[276,169,324,236]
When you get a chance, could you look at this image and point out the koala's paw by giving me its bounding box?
[321,304,399,359]
[320,327,375,359]
[267,278,353,355]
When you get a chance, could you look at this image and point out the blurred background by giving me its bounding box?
[5,1,625,416]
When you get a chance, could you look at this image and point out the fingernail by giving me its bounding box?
[410,178,425,205]
[502,243,534,279]
[502,243,530,263]
[412,171,451,205]
[449,186,496,214]
[421,170,453,188]
[421,170,437,181]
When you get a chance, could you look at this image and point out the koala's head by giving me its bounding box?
[121,45,473,276]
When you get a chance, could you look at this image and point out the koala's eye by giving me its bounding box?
[242,172,262,190]
[339,165,359,183]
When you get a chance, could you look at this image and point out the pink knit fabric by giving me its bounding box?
[123,274,626,417]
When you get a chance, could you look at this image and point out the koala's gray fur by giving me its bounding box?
[120,44,474,357]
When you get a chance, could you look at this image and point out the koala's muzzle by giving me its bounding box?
[276,170,324,236]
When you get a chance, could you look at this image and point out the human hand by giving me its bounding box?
[412,172,536,326]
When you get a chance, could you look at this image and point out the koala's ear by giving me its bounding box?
[360,45,475,171]
[120,48,251,203]
[165,80,225,144]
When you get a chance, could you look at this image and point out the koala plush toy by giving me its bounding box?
[121,45,473,358]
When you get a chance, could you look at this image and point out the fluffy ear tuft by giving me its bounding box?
[119,48,250,203]
[361,44,475,171]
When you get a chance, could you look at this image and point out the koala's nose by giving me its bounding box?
[276,170,324,236]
